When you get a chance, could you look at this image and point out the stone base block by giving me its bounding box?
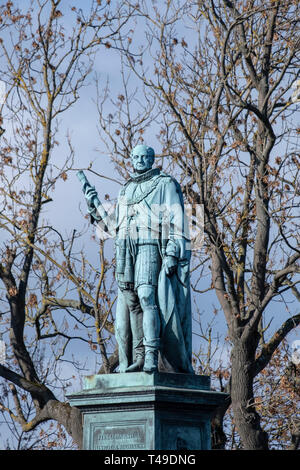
[67,372,227,450]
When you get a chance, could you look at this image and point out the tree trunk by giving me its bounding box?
[230,337,268,450]
[42,400,83,449]
[211,382,231,449]
[211,410,228,449]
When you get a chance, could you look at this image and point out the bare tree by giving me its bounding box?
[0,0,131,448]
[1,0,298,450]
[104,0,300,449]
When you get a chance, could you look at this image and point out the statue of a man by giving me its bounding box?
[81,144,194,374]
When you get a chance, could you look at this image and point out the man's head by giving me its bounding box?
[130,145,155,174]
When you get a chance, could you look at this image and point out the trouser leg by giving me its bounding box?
[137,285,160,372]
[142,305,160,348]
[115,288,131,373]
[115,288,144,372]
[126,291,144,372]
[116,289,145,372]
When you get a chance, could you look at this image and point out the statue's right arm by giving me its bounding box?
[77,171,102,222]
[77,170,116,232]
[84,185,102,222]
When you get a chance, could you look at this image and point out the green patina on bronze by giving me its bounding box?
[78,144,193,375]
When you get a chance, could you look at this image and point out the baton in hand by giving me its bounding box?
[77,170,107,221]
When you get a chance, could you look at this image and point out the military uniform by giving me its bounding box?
[88,167,190,373]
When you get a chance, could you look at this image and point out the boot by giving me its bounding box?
[143,347,158,373]
[125,347,144,372]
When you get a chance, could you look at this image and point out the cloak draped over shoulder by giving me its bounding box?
[156,176,194,374]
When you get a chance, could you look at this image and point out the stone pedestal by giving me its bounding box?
[67,372,227,450]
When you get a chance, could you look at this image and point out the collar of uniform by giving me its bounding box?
[128,167,160,184]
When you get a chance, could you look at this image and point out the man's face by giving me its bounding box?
[131,146,154,173]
